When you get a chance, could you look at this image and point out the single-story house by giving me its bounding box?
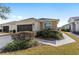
[0,18,59,33]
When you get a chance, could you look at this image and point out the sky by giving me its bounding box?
[0,3,79,27]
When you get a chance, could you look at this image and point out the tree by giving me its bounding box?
[0,4,10,19]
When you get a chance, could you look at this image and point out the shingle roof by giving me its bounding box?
[38,18,59,21]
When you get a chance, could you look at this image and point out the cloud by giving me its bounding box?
[12,15,16,18]
[11,15,23,19]
[0,15,24,24]
[17,16,23,19]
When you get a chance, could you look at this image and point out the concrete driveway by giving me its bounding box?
[0,35,13,49]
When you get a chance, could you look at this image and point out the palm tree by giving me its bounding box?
[0,4,10,19]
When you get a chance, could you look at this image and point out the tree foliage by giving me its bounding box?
[0,4,10,19]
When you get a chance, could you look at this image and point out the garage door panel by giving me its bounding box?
[3,26,9,32]
[17,24,32,32]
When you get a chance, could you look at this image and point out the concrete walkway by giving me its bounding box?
[36,33,76,47]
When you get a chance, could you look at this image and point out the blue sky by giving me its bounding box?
[1,3,79,27]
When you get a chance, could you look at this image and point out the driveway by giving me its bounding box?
[0,35,12,49]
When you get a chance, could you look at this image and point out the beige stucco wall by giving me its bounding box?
[1,18,59,32]
[1,22,17,32]
[39,22,44,30]
[39,20,58,30]
[1,19,40,32]
[50,20,58,30]
[33,21,40,31]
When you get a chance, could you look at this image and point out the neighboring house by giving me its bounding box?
[62,24,70,31]
[62,16,79,33]
[0,18,59,33]
[68,17,79,33]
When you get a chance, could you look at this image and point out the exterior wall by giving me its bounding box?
[68,17,79,33]
[51,21,57,30]
[70,23,74,32]
[0,24,2,29]
[75,21,79,32]
[39,22,44,30]
[16,19,35,32]
[2,22,17,32]
[70,21,79,32]
[62,24,70,30]
[9,25,17,32]
[33,21,40,32]
[1,19,40,32]
[0,18,59,32]
[39,20,58,30]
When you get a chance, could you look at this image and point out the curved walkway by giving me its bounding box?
[36,33,76,47]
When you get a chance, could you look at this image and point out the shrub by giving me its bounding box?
[13,30,16,33]
[36,30,63,40]
[3,32,38,52]
[61,29,70,32]
[3,39,38,52]
[11,32,34,41]
[50,31,63,39]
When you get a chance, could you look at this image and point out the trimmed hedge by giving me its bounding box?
[36,29,63,40]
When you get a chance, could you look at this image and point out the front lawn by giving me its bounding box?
[1,31,79,55]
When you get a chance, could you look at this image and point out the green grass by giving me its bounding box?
[1,32,79,55]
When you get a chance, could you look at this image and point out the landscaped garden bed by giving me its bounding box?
[36,29,64,40]
[1,31,79,55]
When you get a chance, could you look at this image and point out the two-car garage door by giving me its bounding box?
[17,24,32,32]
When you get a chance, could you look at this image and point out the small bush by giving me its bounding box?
[61,29,70,32]
[11,32,34,41]
[13,30,16,33]
[3,39,38,52]
[36,30,63,40]
[3,32,38,52]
